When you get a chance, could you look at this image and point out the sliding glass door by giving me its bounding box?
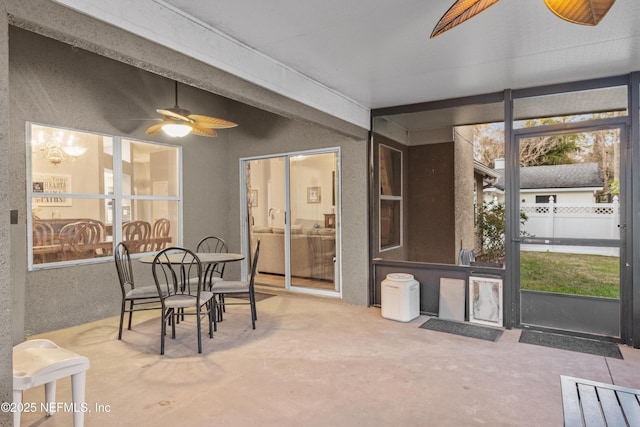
[242,149,340,296]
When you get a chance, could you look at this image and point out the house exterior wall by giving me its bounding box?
[408,143,455,264]
[519,189,599,204]
[0,2,11,423]
[5,0,368,342]
[227,103,369,304]
[454,126,475,262]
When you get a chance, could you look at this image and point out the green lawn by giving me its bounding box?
[520,251,619,298]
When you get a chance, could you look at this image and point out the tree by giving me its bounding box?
[474,118,584,167]
[475,200,529,265]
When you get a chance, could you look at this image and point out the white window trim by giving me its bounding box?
[26,123,183,270]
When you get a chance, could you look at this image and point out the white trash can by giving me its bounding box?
[381,273,420,322]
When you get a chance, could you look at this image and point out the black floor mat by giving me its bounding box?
[519,330,623,359]
[419,318,503,342]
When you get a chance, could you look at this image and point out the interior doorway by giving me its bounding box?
[241,150,340,296]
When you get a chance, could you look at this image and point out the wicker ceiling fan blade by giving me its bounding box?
[430,0,500,38]
[145,121,167,136]
[190,126,217,137]
[544,0,616,25]
[188,114,238,129]
[157,108,193,122]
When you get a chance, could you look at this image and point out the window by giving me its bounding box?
[379,144,402,250]
[28,123,181,269]
[535,195,557,204]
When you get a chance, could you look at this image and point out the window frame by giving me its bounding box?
[26,122,183,270]
[378,144,403,251]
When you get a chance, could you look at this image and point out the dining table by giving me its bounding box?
[138,252,244,265]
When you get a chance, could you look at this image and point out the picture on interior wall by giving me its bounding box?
[32,173,72,207]
[307,186,321,203]
[248,189,258,207]
[469,276,503,327]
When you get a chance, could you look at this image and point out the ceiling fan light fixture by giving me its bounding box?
[544,0,616,26]
[161,122,192,137]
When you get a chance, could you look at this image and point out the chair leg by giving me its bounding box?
[118,300,126,340]
[71,371,87,427]
[212,297,218,332]
[250,291,256,330]
[44,381,56,416]
[127,300,134,330]
[196,306,202,354]
[160,311,166,355]
[207,301,213,338]
[13,390,22,427]
[171,310,176,339]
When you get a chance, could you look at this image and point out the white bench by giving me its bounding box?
[13,339,90,427]
[561,375,640,426]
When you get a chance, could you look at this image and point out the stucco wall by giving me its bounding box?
[0,3,11,424]
[407,143,455,264]
[9,27,234,334]
[226,103,369,304]
[8,7,369,338]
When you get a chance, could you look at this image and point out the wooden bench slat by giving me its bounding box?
[596,387,627,427]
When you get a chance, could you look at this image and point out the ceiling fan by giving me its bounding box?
[431,0,616,38]
[145,81,238,138]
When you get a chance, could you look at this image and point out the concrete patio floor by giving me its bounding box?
[16,290,640,426]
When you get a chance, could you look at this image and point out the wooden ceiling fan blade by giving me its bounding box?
[544,0,615,25]
[146,121,166,136]
[431,0,500,38]
[190,126,217,137]
[188,114,238,129]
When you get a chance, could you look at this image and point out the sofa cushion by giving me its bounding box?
[252,226,272,233]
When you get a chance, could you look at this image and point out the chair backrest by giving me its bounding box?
[152,247,203,300]
[33,221,55,246]
[248,239,261,289]
[196,236,227,254]
[197,236,228,282]
[152,218,171,251]
[123,220,152,253]
[59,220,105,259]
[114,242,134,294]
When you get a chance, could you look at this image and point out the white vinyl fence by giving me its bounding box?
[519,196,619,257]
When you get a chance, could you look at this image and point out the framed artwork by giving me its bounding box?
[469,276,503,327]
[307,186,321,203]
[248,189,258,207]
[32,173,72,206]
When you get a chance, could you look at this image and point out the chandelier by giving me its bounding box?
[31,129,87,166]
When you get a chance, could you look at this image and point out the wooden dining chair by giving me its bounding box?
[32,221,56,263]
[123,220,152,253]
[152,218,171,251]
[114,242,166,340]
[152,247,214,355]
[59,220,106,260]
[211,239,260,330]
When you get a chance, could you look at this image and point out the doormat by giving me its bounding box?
[519,330,623,359]
[419,318,503,342]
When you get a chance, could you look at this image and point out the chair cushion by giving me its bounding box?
[126,286,164,299]
[165,292,213,309]
[211,280,250,293]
